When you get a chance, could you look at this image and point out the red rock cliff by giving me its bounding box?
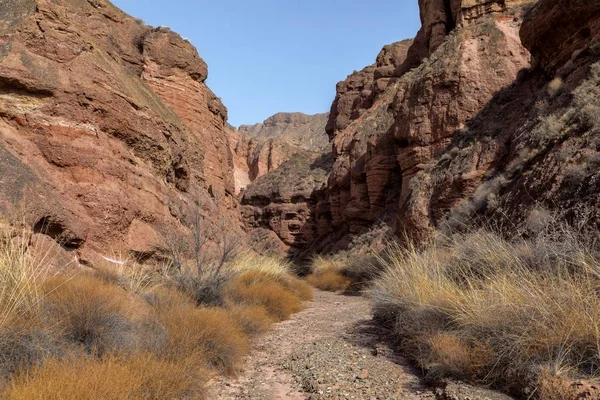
[321,0,533,246]
[320,0,600,248]
[0,0,241,262]
[230,112,328,193]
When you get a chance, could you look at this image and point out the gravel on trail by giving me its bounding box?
[208,290,435,400]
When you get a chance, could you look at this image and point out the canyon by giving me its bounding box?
[1,0,599,260]
[1,0,600,398]
[244,0,600,254]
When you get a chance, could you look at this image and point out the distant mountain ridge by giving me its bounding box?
[238,112,329,152]
[229,112,329,193]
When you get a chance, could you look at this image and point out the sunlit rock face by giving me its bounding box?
[0,0,243,263]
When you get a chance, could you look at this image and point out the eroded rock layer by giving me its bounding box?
[0,0,241,262]
[320,0,534,246]
[230,112,328,193]
[241,152,332,256]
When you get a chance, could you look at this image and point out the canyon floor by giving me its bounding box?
[209,290,434,400]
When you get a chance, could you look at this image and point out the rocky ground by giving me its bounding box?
[209,290,514,400]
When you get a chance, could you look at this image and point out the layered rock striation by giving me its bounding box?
[0,0,241,262]
[240,152,332,256]
[230,112,328,193]
[320,0,534,246]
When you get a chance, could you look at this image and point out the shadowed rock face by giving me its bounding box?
[230,112,328,193]
[240,152,332,256]
[520,0,600,75]
[320,0,534,246]
[0,0,242,263]
[318,0,600,250]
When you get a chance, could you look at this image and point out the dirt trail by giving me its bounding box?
[209,290,434,400]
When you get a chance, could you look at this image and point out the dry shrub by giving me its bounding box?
[92,257,164,295]
[2,353,206,400]
[234,252,313,300]
[228,305,274,336]
[226,271,304,321]
[143,285,196,309]
[306,270,351,292]
[232,251,291,277]
[0,232,67,377]
[42,274,142,355]
[423,333,495,380]
[370,230,600,395]
[156,303,249,375]
[274,274,314,301]
[306,255,352,292]
[0,232,48,327]
[0,323,65,379]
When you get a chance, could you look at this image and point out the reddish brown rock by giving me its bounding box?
[239,112,329,151]
[326,40,413,139]
[520,0,600,75]
[402,0,532,72]
[321,0,534,246]
[0,0,242,264]
[413,0,600,236]
[230,112,328,193]
[241,152,332,256]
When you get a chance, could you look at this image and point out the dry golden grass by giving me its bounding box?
[42,274,142,355]
[306,255,354,292]
[228,305,275,336]
[310,255,345,275]
[371,231,600,395]
[231,251,292,277]
[306,270,352,292]
[0,232,48,327]
[2,353,206,400]
[143,285,196,309]
[273,274,314,301]
[226,271,304,321]
[0,232,310,394]
[92,256,164,294]
[424,333,495,380]
[156,304,249,375]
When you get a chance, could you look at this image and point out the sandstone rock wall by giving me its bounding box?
[320,0,600,249]
[320,1,533,246]
[240,152,332,256]
[520,0,600,75]
[230,112,328,193]
[239,112,329,151]
[0,0,241,263]
[414,0,600,234]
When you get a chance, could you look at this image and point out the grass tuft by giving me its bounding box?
[3,353,206,400]
[156,304,249,375]
[42,274,142,356]
[226,271,304,321]
[371,230,600,396]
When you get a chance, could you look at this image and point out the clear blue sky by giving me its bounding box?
[111,0,421,127]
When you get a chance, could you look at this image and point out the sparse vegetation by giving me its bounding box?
[306,225,393,293]
[306,255,352,292]
[371,226,600,397]
[226,271,305,321]
[0,223,311,398]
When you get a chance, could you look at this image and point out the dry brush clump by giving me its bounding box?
[3,353,205,400]
[306,255,352,292]
[0,221,311,398]
[306,224,394,292]
[370,228,600,398]
[225,270,306,321]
